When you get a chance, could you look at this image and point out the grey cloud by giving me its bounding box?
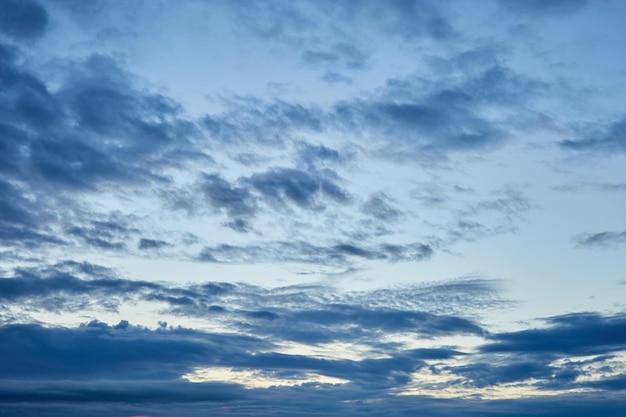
[202,98,323,146]
[322,71,352,84]
[573,231,626,248]
[329,0,454,41]
[0,379,245,404]
[224,218,254,233]
[498,0,589,16]
[246,168,351,209]
[199,167,351,232]
[330,66,542,160]
[2,309,626,416]
[64,213,140,252]
[0,264,502,345]
[0,47,209,251]
[0,321,269,380]
[138,238,171,250]
[0,0,48,40]
[0,180,37,227]
[284,306,485,342]
[1,50,200,192]
[295,142,349,171]
[362,193,402,222]
[202,173,258,218]
[429,313,626,392]
[198,61,545,163]
[4,392,626,417]
[198,240,432,265]
[446,360,557,389]
[227,0,315,43]
[482,312,626,356]
[560,117,626,154]
[446,187,532,243]
[17,267,623,411]
[301,42,369,70]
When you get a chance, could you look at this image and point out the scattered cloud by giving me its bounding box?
[560,117,626,154]
[573,231,626,249]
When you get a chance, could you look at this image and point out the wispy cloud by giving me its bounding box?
[573,231,626,249]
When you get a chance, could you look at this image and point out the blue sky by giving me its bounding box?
[1,0,626,415]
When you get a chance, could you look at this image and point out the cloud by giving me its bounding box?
[482,312,626,356]
[202,98,324,146]
[3,264,625,414]
[362,193,402,223]
[0,378,245,404]
[329,64,547,161]
[64,214,139,252]
[246,167,351,209]
[197,60,545,167]
[0,263,505,320]
[0,49,201,194]
[295,142,350,171]
[498,0,589,16]
[321,71,353,84]
[138,238,171,250]
[560,117,626,154]
[301,42,369,70]
[338,0,455,41]
[0,321,269,380]
[573,231,626,249]
[202,173,258,219]
[0,0,48,40]
[198,240,433,266]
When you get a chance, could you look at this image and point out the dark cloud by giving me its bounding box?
[0,0,48,40]
[329,64,546,161]
[61,212,141,252]
[202,173,258,219]
[0,264,501,347]
[447,360,557,389]
[560,117,626,154]
[0,180,37,227]
[277,306,484,344]
[199,167,351,232]
[0,321,268,380]
[3,392,626,417]
[295,142,349,171]
[573,230,626,248]
[482,312,626,356]
[4,266,624,414]
[138,238,171,250]
[0,379,245,404]
[0,46,209,251]
[246,168,351,209]
[0,50,200,192]
[0,263,157,313]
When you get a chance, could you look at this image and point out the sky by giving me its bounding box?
[1,0,626,415]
